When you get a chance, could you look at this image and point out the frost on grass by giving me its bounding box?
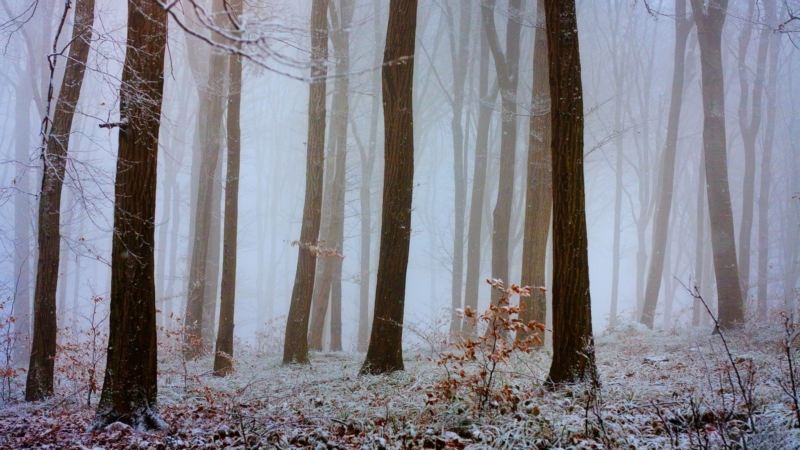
[1,322,799,448]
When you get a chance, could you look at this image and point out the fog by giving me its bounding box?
[1,0,798,353]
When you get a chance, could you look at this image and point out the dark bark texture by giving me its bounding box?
[543,0,596,386]
[93,0,167,429]
[26,0,95,401]
[361,0,418,375]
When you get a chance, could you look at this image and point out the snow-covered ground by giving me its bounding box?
[1,322,799,449]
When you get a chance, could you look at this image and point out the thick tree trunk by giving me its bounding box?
[214,0,243,377]
[690,0,744,330]
[26,0,95,401]
[184,0,229,359]
[482,0,523,316]
[463,26,497,338]
[93,0,167,429]
[201,160,223,348]
[639,0,692,328]
[283,0,329,364]
[544,0,596,387]
[736,0,769,302]
[519,0,551,344]
[360,0,418,375]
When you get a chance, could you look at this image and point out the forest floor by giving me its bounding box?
[1,320,799,449]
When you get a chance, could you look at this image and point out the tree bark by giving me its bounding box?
[690,0,744,330]
[360,0,418,375]
[544,0,596,387]
[283,0,329,364]
[640,0,692,328]
[214,0,243,377]
[519,0,551,344]
[26,0,95,401]
[93,0,167,429]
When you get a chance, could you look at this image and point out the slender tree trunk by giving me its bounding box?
[446,0,471,336]
[184,0,229,358]
[757,0,779,320]
[309,0,353,351]
[214,0,243,376]
[693,158,707,327]
[355,0,382,352]
[93,0,167,429]
[690,0,744,330]
[26,0,95,401]
[283,0,329,364]
[13,71,32,369]
[360,0,418,375]
[482,0,523,315]
[463,26,497,338]
[640,0,692,328]
[519,0,551,344]
[544,0,596,386]
[736,0,769,302]
[201,157,223,347]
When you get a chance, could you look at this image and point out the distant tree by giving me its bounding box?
[519,0,551,344]
[93,0,167,429]
[736,0,770,302]
[543,0,596,386]
[640,0,692,328]
[689,0,744,330]
[184,0,229,359]
[361,0,418,375]
[283,0,329,364]
[308,0,354,352]
[481,0,523,315]
[25,0,95,401]
[213,0,243,377]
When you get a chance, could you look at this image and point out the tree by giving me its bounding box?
[544,0,596,386]
[736,0,770,301]
[519,0,551,343]
[639,0,692,328]
[283,0,329,364]
[93,0,167,429]
[482,0,523,313]
[184,0,229,359]
[689,0,744,330]
[213,0,243,377]
[360,0,418,375]
[26,0,95,401]
[308,0,354,352]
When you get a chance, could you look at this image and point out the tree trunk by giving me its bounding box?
[463,25,497,338]
[757,0,779,320]
[360,0,418,375]
[214,0,243,377]
[544,0,596,387]
[736,0,769,302]
[283,0,329,364]
[201,159,223,348]
[519,0,551,344]
[693,158,707,327]
[93,0,167,429]
[26,0,95,401]
[184,0,229,359]
[13,70,32,370]
[482,0,523,316]
[446,0,471,336]
[309,0,353,351]
[690,0,744,330]
[640,0,692,328]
